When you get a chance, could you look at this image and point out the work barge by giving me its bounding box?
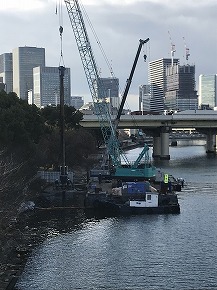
[84,168,181,216]
[37,166,182,217]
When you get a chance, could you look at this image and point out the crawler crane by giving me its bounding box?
[64,0,156,180]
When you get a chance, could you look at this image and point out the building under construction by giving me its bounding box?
[164,63,198,111]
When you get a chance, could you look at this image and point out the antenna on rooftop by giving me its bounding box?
[168,31,176,67]
[183,37,190,63]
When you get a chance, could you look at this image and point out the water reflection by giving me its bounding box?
[16,145,217,290]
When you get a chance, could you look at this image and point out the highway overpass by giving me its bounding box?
[81,110,217,130]
[80,110,217,159]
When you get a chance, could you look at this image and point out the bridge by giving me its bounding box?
[81,110,217,160]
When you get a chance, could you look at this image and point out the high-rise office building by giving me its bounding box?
[12,46,45,100]
[165,64,198,111]
[149,58,179,114]
[198,74,217,109]
[70,96,84,109]
[33,66,71,108]
[96,77,120,109]
[139,84,151,112]
[0,53,13,93]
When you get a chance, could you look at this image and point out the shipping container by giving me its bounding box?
[122,181,150,194]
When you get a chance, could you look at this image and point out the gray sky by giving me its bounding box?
[1,0,217,110]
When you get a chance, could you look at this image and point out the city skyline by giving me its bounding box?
[0,0,216,110]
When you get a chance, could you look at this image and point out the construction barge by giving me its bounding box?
[85,175,181,217]
[36,167,181,217]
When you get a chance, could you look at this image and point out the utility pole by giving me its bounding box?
[59,65,67,185]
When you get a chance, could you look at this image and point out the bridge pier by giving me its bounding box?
[152,134,161,158]
[151,127,170,160]
[206,129,216,153]
[160,128,170,160]
[197,128,217,154]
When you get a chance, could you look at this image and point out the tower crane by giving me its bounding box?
[64,0,155,180]
[168,31,176,67]
[183,37,190,62]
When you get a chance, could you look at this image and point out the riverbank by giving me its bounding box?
[1,206,87,289]
[0,210,44,290]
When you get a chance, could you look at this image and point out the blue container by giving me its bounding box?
[125,182,148,194]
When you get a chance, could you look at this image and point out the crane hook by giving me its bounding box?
[59,26,63,37]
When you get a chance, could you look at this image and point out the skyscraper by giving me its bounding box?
[198,74,217,109]
[0,53,13,93]
[165,64,198,111]
[139,84,151,112]
[70,96,84,109]
[96,77,120,109]
[148,58,179,113]
[12,46,45,100]
[33,66,71,108]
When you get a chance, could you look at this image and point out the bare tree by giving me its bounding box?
[0,151,34,258]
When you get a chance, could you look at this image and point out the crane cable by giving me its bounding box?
[81,3,150,147]
[56,0,65,67]
[79,1,115,78]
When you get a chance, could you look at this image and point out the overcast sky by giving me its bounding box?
[1,0,217,110]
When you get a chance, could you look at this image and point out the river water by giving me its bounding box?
[16,142,217,290]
